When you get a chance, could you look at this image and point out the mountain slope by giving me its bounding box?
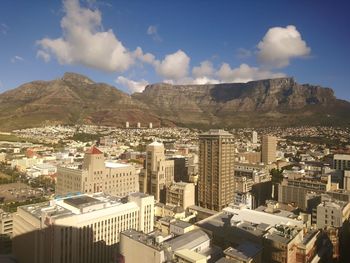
[0,73,349,131]
[132,78,350,128]
[0,73,163,131]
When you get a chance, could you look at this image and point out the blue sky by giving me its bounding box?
[0,0,349,100]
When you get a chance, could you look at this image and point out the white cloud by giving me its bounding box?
[37,0,134,72]
[257,25,311,68]
[11,56,24,63]
[217,63,286,83]
[147,25,162,42]
[192,60,214,78]
[36,50,51,62]
[133,47,156,65]
[116,76,148,93]
[155,50,190,80]
[191,77,220,85]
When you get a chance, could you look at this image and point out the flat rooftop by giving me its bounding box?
[224,206,303,228]
[224,242,262,261]
[64,195,102,208]
[19,193,145,222]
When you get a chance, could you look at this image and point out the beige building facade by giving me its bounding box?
[261,135,277,164]
[140,141,174,201]
[56,146,139,197]
[166,182,195,209]
[198,130,235,211]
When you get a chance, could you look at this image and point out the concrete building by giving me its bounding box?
[166,182,195,209]
[125,121,129,128]
[261,135,277,164]
[120,228,213,263]
[198,130,235,211]
[278,174,331,211]
[13,192,154,263]
[197,205,331,263]
[222,243,262,263]
[137,122,141,128]
[56,146,139,197]
[149,122,153,129]
[140,141,174,202]
[333,154,350,170]
[0,210,13,237]
[315,197,350,229]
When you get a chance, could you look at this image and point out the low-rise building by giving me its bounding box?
[166,182,195,209]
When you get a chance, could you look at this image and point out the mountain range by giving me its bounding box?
[0,72,349,131]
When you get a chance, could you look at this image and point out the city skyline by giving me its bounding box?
[0,0,350,100]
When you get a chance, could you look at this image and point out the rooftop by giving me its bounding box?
[200,129,232,137]
[224,242,262,261]
[19,192,149,222]
[224,206,303,228]
[86,146,103,155]
[63,195,101,208]
[104,161,131,169]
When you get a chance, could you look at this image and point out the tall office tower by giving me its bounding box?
[252,131,258,144]
[125,121,129,128]
[12,193,154,263]
[137,122,141,128]
[139,142,174,201]
[56,146,139,197]
[149,122,153,129]
[261,135,277,164]
[198,129,235,211]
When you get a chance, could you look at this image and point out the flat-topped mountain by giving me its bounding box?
[0,73,349,130]
[132,78,350,128]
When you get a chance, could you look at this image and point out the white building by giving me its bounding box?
[13,192,154,263]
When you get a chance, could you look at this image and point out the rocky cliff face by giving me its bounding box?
[132,78,349,127]
[0,73,348,131]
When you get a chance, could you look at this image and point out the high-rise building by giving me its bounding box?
[137,122,141,128]
[198,129,235,211]
[252,131,258,144]
[125,121,129,128]
[261,135,277,164]
[149,122,153,129]
[56,146,139,197]
[12,192,154,263]
[139,142,174,201]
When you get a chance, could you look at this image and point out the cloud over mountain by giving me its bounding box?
[257,25,311,68]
